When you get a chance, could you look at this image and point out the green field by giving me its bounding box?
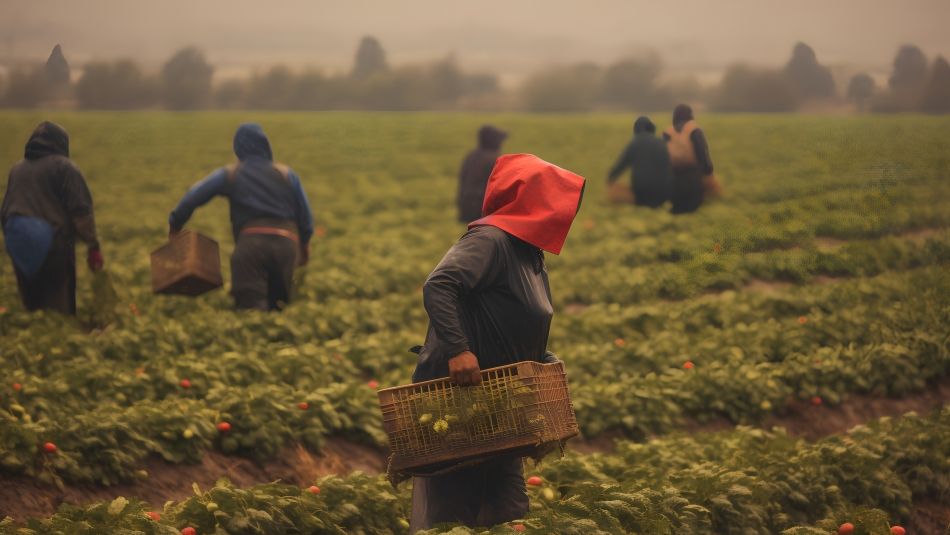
[1,112,948,534]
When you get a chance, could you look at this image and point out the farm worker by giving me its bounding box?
[168,123,314,311]
[663,104,719,214]
[1,121,104,315]
[457,125,507,223]
[410,153,585,532]
[607,116,672,207]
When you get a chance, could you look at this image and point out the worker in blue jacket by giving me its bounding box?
[169,123,314,311]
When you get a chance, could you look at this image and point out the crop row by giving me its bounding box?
[3,408,945,534]
[1,264,946,486]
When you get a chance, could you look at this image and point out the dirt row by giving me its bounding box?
[3,379,947,529]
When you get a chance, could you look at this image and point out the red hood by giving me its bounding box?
[469,153,585,255]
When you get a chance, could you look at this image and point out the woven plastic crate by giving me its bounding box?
[150,231,223,296]
[378,360,578,484]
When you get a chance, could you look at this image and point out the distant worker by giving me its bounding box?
[457,125,507,223]
[1,121,104,315]
[663,104,719,214]
[607,116,672,208]
[410,154,585,532]
[168,123,314,311]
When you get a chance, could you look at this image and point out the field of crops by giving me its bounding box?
[1,112,948,534]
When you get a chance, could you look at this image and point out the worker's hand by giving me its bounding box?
[298,242,310,266]
[448,351,481,386]
[87,248,104,272]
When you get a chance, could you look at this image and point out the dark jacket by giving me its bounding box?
[457,126,506,223]
[413,225,552,382]
[1,121,99,249]
[169,124,314,244]
[608,117,672,208]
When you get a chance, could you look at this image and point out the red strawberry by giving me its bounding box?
[145,511,161,521]
[683,361,695,370]
[179,378,192,389]
[308,485,321,494]
[838,523,854,535]
[129,303,141,316]
[181,528,196,535]
[42,442,57,454]
[512,524,526,533]
[315,226,327,238]
[0,306,7,314]
[713,242,722,254]
[368,380,379,389]
[614,338,625,347]
[298,402,309,410]
[12,383,22,392]
[811,396,823,406]
[798,316,808,325]
[890,526,905,535]
[216,421,231,433]
[526,476,543,486]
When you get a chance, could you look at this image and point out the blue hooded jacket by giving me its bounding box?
[169,124,314,244]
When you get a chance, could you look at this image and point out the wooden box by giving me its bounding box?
[150,231,223,296]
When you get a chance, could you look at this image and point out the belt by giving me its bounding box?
[240,226,299,243]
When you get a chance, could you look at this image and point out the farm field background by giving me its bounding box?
[0,112,948,534]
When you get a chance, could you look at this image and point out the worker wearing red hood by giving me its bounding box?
[409,153,585,532]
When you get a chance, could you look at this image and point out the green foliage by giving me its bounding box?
[0,113,946,532]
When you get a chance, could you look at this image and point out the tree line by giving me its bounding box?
[1,38,948,113]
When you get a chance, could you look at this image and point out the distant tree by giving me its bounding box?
[76,60,158,109]
[213,79,246,109]
[161,47,213,110]
[1,65,48,108]
[44,44,71,87]
[521,63,601,112]
[920,56,950,114]
[426,56,463,105]
[460,73,499,96]
[783,42,836,100]
[245,65,296,109]
[888,44,928,93]
[600,55,673,111]
[712,64,800,112]
[846,73,876,111]
[351,36,388,80]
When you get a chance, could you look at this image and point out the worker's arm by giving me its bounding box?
[607,143,635,183]
[168,168,229,232]
[288,169,314,255]
[60,161,100,251]
[690,129,714,175]
[422,227,503,385]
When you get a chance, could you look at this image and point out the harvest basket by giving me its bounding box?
[150,231,223,296]
[378,360,578,484]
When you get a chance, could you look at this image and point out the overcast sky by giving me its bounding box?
[2,0,948,80]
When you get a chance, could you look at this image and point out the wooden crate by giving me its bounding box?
[378,360,578,484]
[150,231,223,296]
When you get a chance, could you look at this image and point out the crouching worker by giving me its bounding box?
[1,121,104,315]
[607,116,672,208]
[410,154,585,532]
[168,123,314,311]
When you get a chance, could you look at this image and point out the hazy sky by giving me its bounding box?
[2,0,949,81]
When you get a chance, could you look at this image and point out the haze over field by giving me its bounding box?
[2,0,949,81]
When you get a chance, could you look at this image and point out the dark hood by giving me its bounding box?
[672,104,694,131]
[633,116,656,135]
[233,123,273,161]
[24,121,69,160]
[477,125,507,151]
